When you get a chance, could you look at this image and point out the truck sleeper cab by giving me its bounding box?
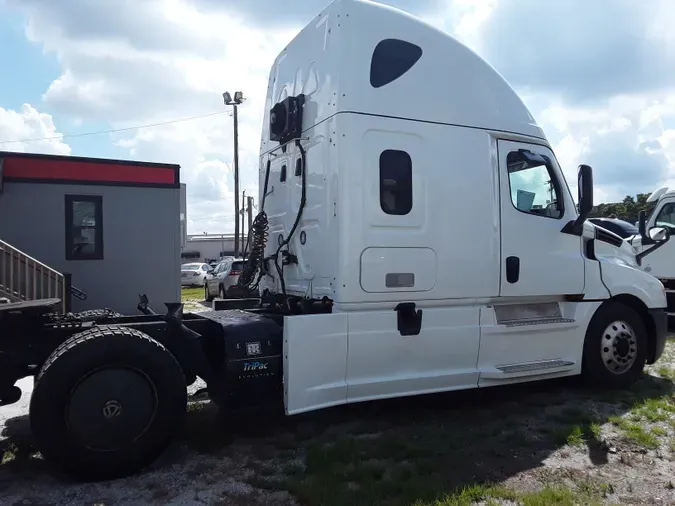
[252,0,668,415]
[1,0,669,483]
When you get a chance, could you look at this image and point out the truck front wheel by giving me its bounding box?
[29,326,187,481]
[582,301,648,389]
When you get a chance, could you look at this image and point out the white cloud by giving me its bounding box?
[0,104,71,155]
[522,92,675,204]
[5,0,675,229]
[6,0,300,233]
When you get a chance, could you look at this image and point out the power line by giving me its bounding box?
[0,111,226,145]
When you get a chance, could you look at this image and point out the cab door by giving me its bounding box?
[642,198,675,279]
[497,139,584,297]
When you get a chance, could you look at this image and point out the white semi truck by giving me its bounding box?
[3,0,672,481]
[247,0,670,415]
[627,186,675,324]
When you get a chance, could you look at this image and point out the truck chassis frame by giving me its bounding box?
[0,294,309,480]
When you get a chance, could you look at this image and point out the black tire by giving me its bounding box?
[204,284,214,302]
[218,285,226,299]
[29,325,187,481]
[581,301,648,389]
[74,308,123,321]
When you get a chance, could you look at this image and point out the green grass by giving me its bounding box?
[605,374,675,450]
[254,426,608,506]
[181,286,204,301]
[415,484,600,506]
[242,367,675,505]
[565,425,586,447]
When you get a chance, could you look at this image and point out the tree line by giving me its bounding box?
[587,194,654,224]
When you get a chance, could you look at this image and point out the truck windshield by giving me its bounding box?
[655,202,675,231]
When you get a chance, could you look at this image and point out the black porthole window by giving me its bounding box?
[380,150,412,215]
[370,39,423,88]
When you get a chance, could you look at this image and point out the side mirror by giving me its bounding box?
[562,164,593,236]
[649,226,669,242]
[577,164,594,218]
[635,224,671,264]
[637,210,666,245]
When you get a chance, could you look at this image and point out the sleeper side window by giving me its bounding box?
[380,149,413,215]
[65,195,103,260]
[655,203,675,232]
[370,39,423,88]
[506,151,563,219]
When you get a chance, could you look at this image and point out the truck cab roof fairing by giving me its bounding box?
[260,0,545,155]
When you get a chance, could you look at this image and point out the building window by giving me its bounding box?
[370,39,423,89]
[65,195,103,260]
[380,149,413,215]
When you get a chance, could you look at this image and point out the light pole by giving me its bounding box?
[222,90,246,257]
[241,190,246,256]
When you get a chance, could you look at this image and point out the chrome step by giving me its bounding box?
[502,317,575,327]
[496,359,575,374]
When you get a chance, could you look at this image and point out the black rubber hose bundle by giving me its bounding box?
[237,210,268,290]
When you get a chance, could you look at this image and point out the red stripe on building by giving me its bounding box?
[2,157,176,185]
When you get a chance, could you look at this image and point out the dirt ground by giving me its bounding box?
[3,298,675,505]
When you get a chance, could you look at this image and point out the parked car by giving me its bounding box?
[588,217,639,239]
[204,258,249,300]
[181,262,212,287]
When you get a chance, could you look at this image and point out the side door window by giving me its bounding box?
[655,203,675,233]
[218,261,230,279]
[506,150,563,220]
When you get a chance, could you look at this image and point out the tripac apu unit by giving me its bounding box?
[269,94,305,145]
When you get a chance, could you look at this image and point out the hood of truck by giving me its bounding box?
[586,222,639,268]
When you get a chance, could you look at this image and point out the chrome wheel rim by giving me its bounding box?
[600,320,638,375]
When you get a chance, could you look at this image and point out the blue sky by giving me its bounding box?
[1,0,675,233]
[0,11,125,160]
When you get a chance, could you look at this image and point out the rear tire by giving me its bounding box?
[581,301,647,389]
[218,285,226,299]
[29,325,187,481]
[204,284,214,302]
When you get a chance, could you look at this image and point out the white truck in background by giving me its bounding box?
[626,186,675,325]
[238,0,671,416]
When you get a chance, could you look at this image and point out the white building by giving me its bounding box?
[181,234,241,264]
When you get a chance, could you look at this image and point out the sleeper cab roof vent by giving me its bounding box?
[269,94,305,146]
[370,38,423,89]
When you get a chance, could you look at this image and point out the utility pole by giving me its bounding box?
[241,190,246,256]
[246,196,254,237]
[244,196,254,259]
[222,91,246,257]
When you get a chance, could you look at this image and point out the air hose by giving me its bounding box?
[237,159,272,292]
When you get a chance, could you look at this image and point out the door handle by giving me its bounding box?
[506,256,520,283]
